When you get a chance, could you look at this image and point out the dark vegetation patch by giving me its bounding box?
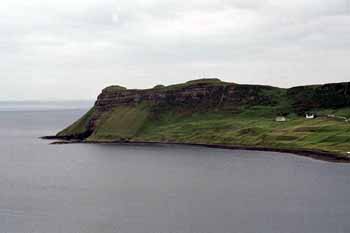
[294,126,320,132]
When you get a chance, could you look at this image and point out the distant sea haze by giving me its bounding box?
[0,100,94,111]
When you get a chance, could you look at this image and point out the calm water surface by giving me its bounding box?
[0,102,350,233]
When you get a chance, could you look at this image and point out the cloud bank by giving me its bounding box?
[1,0,349,100]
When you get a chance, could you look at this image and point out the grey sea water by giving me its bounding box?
[0,102,350,233]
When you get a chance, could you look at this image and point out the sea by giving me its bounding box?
[0,101,349,233]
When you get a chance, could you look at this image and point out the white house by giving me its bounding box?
[275,116,287,122]
[306,113,315,119]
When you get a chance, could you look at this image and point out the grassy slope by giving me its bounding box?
[57,104,151,140]
[317,108,350,118]
[57,104,350,157]
[87,104,150,141]
[57,108,95,137]
[133,108,350,156]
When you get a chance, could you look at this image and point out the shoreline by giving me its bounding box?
[41,136,350,163]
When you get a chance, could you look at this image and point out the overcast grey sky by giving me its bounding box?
[1,0,349,100]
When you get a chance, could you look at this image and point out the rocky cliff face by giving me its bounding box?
[288,82,350,113]
[95,79,278,112]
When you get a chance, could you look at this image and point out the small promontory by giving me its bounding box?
[51,78,350,161]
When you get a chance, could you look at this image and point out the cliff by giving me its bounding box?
[53,78,350,160]
[57,79,283,139]
[287,82,350,113]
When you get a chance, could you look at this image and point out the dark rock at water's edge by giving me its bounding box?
[41,136,83,144]
[41,137,350,163]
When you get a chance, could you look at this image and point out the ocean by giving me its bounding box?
[0,101,349,233]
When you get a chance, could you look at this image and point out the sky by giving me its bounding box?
[1,0,349,100]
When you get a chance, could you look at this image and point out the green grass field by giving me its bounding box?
[132,110,350,156]
[59,105,350,157]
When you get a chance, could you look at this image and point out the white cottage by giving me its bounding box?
[306,113,315,119]
[275,116,287,122]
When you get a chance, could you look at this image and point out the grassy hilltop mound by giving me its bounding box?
[56,79,350,160]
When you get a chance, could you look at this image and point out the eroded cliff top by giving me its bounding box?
[103,78,231,93]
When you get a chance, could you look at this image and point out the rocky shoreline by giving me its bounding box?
[41,136,350,163]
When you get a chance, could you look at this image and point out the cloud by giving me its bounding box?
[0,0,349,100]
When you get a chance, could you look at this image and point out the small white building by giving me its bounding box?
[306,113,315,119]
[275,116,287,122]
